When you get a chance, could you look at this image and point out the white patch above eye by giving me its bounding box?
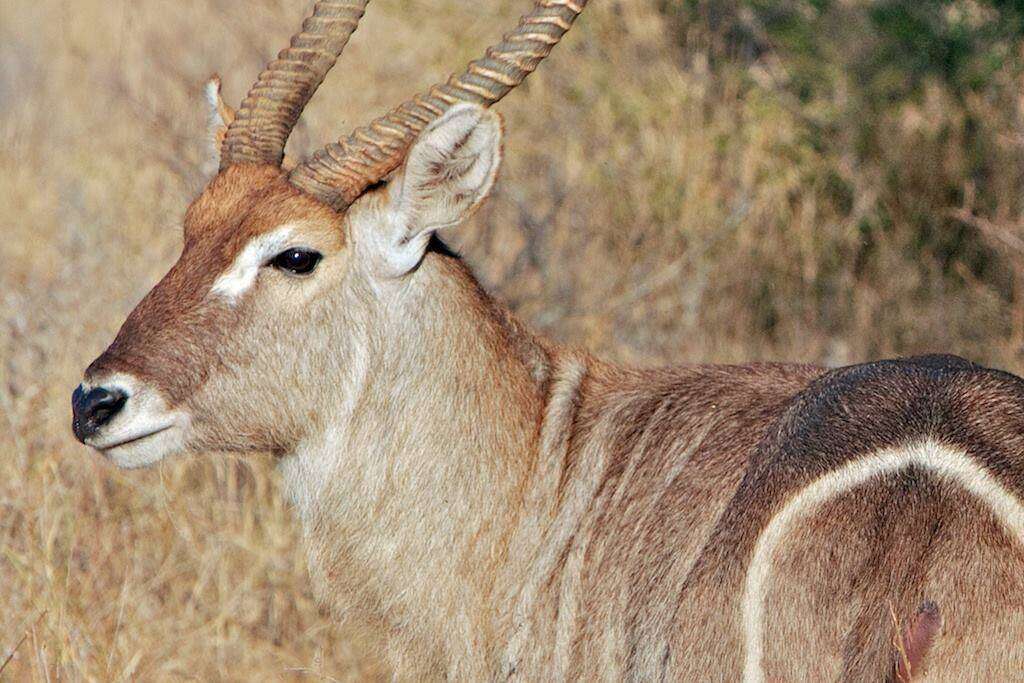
[210,225,296,303]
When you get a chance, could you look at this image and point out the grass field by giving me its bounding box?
[2,0,1023,679]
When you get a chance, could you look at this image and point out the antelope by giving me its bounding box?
[71,0,1024,679]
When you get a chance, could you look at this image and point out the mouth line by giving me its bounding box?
[95,423,176,452]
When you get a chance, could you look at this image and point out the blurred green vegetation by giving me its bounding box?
[656,0,1024,357]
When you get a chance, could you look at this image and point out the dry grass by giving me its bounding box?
[2,0,1023,679]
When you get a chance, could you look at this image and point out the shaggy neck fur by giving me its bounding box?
[279,244,556,676]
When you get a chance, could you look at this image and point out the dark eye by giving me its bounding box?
[270,248,322,275]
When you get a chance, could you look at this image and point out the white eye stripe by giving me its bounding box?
[210,225,296,303]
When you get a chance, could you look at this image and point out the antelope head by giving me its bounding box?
[72,0,586,468]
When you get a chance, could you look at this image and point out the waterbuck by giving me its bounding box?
[71,0,1024,679]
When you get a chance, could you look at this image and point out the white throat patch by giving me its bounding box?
[210,225,295,303]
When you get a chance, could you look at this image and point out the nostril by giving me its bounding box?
[72,385,128,443]
[90,389,126,425]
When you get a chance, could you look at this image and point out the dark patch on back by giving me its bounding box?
[746,354,1024,488]
[671,354,1024,678]
[698,354,1024,562]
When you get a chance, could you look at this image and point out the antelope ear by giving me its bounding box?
[381,103,502,275]
[203,75,235,175]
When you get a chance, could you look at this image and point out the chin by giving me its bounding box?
[98,426,189,469]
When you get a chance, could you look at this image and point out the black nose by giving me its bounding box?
[72,385,127,443]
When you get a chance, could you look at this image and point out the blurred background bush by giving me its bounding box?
[2,0,1022,678]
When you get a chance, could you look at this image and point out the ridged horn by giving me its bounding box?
[220,0,371,169]
[289,0,588,211]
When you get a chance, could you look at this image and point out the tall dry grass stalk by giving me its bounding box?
[1,0,1022,678]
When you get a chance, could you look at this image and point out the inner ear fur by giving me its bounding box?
[395,104,503,236]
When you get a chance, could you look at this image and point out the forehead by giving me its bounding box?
[184,165,345,254]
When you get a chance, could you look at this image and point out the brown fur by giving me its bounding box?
[88,166,336,397]
[78,108,1024,682]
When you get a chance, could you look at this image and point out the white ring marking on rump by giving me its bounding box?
[742,438,1024,683]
